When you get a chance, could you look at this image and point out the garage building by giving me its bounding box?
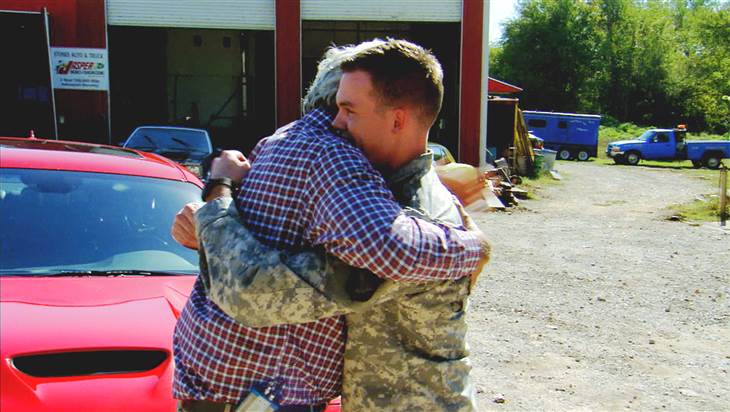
[0,0,488,165]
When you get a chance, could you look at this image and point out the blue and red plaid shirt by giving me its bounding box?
[173,108,483,405]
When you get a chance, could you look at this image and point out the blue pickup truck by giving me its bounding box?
[606,126,730,169]
[523,111,601,161]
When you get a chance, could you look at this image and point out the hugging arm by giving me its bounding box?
[196,198,442,327]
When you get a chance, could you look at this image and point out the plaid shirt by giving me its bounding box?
[173,108,482,405]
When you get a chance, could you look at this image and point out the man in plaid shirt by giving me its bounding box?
[172,40,488,411]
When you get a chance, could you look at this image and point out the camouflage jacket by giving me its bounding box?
[196,153,480,411]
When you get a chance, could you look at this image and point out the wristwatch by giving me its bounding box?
[201,177,236,201]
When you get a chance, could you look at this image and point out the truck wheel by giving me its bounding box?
[704,155,721,169]
[691,160,702,169]
[558,149,572,160]
[625,151,640,166]
[577,151,590,161]
[613,156,625,165]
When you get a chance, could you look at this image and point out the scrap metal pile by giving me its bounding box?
[431,105,563,211]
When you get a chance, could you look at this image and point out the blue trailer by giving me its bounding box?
[522,111,601,161]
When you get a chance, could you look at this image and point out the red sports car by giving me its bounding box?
[0,137,341,411]
[0,137,202,411]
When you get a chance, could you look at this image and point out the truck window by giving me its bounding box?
[558,121,567,129]
[639,130,655,141]
[527,119,547,128]
[655,133,669,143]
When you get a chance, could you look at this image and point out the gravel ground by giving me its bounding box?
[468,161,729,411]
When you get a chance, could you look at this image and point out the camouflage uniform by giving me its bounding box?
[196,153,481,411]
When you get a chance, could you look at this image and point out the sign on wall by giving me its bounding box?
[50,47,109,91]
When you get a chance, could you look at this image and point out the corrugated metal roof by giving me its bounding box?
[301,0,462,22]
[107,0,275,30]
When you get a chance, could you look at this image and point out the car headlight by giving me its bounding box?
[611,147,621,152]
[182,163,202,177]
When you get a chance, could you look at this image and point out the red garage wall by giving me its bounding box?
[0,0,108,142]
[459,0,484,167]
[275,0,301,127]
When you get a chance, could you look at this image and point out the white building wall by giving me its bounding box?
[301,0,462,22]
[107,0,275,29]
[107,0,463,28]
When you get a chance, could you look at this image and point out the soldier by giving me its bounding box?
[192,172,486,411]
[173,42,487,410]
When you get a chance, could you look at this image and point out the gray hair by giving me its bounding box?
[302,39,386,114]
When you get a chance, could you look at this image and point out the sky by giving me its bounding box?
[489,0,519,44]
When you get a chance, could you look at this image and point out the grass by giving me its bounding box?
[518,169,563,199]
[669,193,729,223]
[594,122,729,222]
[596,122,729,181]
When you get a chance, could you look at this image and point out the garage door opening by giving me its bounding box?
[302,21,461,157]
[109,26,275,153]
[0,10,55,138]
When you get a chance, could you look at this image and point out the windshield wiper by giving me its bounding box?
[1,270,189,277]
[171,137,192,149]
[142,135,158,148]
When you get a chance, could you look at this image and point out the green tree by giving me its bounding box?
[490,0,729,133]
[491,0,602,112]
[672,2,730,132]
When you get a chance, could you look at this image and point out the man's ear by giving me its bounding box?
[392,108,407,134]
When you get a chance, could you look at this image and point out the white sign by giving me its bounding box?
[51,47,109,91]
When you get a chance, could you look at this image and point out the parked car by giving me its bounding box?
[0,136,342,411]
[0,136,203,411]
[428,142,456,166]
[528,133,545,150]
[523,110,601,161]
[427,142,491,208]
[606,125,730,168]
[122,126,213,178]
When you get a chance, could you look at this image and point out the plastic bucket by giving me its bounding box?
[540,149,557,171]
[531,153,544,177]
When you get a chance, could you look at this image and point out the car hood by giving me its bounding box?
[0,276,195,412]
[609,139,644,146]
[155,150,208,163]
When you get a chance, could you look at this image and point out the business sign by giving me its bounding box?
[51,47,109,91]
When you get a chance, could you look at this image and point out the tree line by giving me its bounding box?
[490,0,729,134]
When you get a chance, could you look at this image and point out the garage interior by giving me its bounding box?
[0,11,53,138]
[108,27,275,153]
[108,21,461,155]
[302,21,462,157]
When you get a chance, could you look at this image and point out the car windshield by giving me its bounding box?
[126,128,211,155]
[639,130,655,141]
[0,169,200,276]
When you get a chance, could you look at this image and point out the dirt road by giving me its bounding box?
[468,161,729,410]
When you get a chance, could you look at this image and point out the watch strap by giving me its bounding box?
[202,177,235,201]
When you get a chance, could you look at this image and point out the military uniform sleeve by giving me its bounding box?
[195,197,367,326]
[195,198,431,326]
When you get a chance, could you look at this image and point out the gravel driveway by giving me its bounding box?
[468,161,729,410]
